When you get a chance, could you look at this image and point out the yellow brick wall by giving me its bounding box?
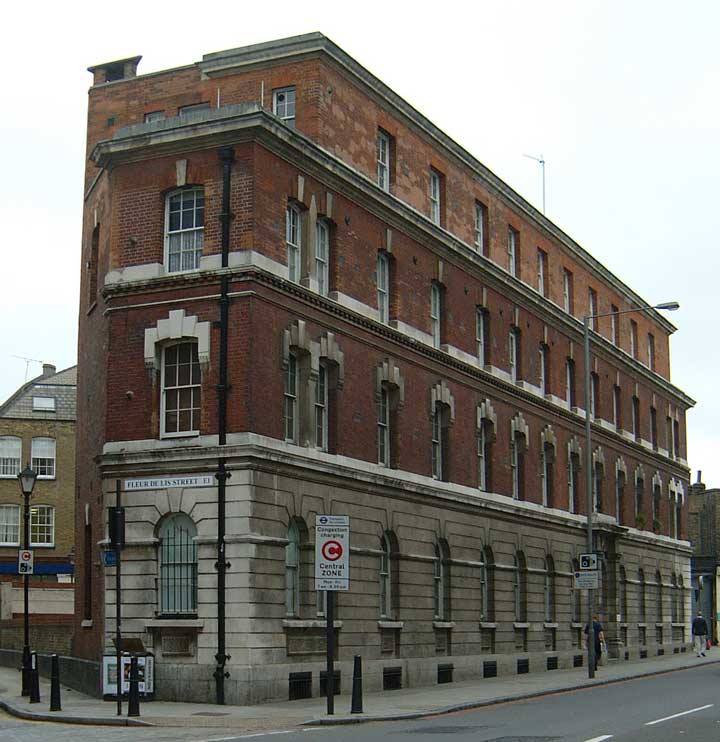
[0,419,75,562]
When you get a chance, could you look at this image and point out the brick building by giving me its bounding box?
[688,472,719,641]
[75,34,694,704]
[0,364,76,578]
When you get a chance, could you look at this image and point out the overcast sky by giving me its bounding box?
[2,1,717,483]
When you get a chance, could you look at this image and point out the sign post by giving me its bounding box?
[315,515,350,716]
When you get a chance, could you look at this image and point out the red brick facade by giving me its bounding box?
[74,35,693,683]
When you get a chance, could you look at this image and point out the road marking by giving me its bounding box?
[203,732,294,742]
[583,736,613,742]
[645,704,714,726]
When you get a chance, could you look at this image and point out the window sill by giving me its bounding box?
[81,619,93,628]
[571,622,583,629]
[433,621,456,630]
[378,620,404,630]
[160,431,200,440]
[637,623,648,628]
[513,622,530,629]
[543,622,559,629]
[671,622,686,628]
[655,622,665,628]
[479,622,497,630]
[146,619,204,630]
[282,619,343,629]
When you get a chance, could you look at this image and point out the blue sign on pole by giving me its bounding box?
[103,550,118,567]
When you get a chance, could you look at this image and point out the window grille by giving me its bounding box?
[158,513,197,615]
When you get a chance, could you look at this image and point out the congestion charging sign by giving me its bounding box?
[315,515,350,591]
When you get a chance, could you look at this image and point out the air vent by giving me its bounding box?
[483,660,497,678]
[437,664,453,684]
[288,671,312,701]
[383,666,402,690]
[319,669,340,696]
[573,654,583,667]
[546,656,558,671]
[517,658,529,674]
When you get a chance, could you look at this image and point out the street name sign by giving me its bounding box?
[574,570,599,589]
[124,474,214,491]
[18,550,33,575]
[579,553,598,570]
[315,515,350,591]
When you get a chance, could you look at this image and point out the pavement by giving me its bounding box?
[0,650,717,730]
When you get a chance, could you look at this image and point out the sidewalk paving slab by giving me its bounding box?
[0,651,717,729]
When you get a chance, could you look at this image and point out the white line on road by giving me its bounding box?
[202,731,294,742]
[583,735,613,742]
[645,704,714,726]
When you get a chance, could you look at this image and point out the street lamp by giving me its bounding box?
[17,464,37,696]
[583,301,679,679]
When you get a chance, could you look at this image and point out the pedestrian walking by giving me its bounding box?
[692,611,708,657]
[584,614,605,672]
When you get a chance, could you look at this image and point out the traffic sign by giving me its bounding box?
[315,515,350,591]
[579,553,598,570]
[18,550,34,575]
[574,570,599,589]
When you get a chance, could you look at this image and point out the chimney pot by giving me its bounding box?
[42,363,56,378]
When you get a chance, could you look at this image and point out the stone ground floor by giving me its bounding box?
[87,435,692,704]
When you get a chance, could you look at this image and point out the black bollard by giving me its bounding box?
[127,654,140,717]
[29,652,40,704]
[350,655,363,714]
[49,653,61,711]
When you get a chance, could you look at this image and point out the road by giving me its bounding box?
[2,663,720,741]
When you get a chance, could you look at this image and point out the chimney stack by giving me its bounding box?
[42,363,56,378]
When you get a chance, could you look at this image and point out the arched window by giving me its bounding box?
[510,432,526,501]
[638,568,646,622]
[544,556,556,622]
[635,475,645,528]
[286,521,301,617]
[165,187,205,273]
[431,403,451,481]
[656,570,663,623]
[514,551,527,621]
[379,532,397,619]
[678,575,685,622]
[158,513,197,615]
[433,540,451,620]
[542,442,555,508]
[616,470,626,525]
[481,546,495,621]
[671,573,678,623]
[161,342,201,437]
[477,401,496,492]
[593,460,604,513]
[284,352,299,443]
[0,436,21,477]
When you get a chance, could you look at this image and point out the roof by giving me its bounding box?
[0,366,77,422]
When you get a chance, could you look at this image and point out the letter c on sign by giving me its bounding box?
[322,540,343,561]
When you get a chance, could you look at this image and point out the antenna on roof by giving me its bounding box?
[11,356,44,383]
[523,153,546,214]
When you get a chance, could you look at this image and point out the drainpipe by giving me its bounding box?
[215,146,234,705]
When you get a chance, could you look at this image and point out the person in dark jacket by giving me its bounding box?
[692,611,708,657]
[584,614,605,671]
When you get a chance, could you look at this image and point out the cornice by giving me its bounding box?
[93,110,693,408]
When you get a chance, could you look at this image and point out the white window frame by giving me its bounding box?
[613,386,620,427]
[377,252,390,324]
[160,342,202,439]
[284,354,299,444]
[611,309,619,346]
[429,170,441,225]
[510,435,520,500]
[165,187,205,274]
[539,345,548,395]
[537,249,546,295]
[588,288,598,330]
[477,424,487,491]
[431,405,443,480]
[507,228,517,275]
[433,544,446,620]
[286,205,302,283]
[590,374,597,420]
[315,364,328,451]
[32,397,56,412]
[647,333,655,370]
[474,202,485,252]
[562,269,571,313]
[541,444,552,507]
[630,320,638,358]
[476,309,486,365]
[566,360,575,408]
[0,504,20,546]
[31,437,56,479]
[430,283,442,349]
[377,386,390,466]
[568,454,578,514]
[508,330,518,381]
[377,130,390,192]
[30,504,54,547]
[315,220,329,296]
[0,436,21,478]
[273,86,296,127]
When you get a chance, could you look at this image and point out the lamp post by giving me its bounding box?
[583,301,679,679]
[17,464,37,696]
